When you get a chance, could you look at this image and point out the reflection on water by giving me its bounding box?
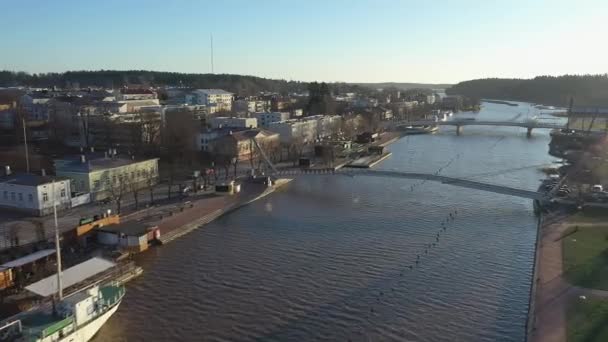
[95,102,560,341]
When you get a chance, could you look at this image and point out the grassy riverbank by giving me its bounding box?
[563,224,608,290]
[567,298,608,342]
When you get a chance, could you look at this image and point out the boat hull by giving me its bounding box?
[58,299,121,342]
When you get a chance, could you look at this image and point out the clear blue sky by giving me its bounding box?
[2,0,607,83]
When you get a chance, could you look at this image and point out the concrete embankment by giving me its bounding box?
[157,179,293,245]
[345,152,392,168]
[525,215,543,342]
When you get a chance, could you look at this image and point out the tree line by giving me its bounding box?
[446,74,608,107]
[0,70,364,97]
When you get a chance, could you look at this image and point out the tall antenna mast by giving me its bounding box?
[210,33,214,74]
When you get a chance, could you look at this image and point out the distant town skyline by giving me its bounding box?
[2,0,607,84]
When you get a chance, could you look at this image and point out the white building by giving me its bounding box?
[0,169,72,216]
[268,119,317,144]
[268,115,343,144]
[186,89,233,112]
[307,115,342,139]
[208,117,257,129]
[252,112,290,127]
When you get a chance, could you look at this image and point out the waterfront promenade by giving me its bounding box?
[530,215,608,342]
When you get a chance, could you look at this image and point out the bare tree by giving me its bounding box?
[108,176,128,214]
[129,179,140,210]
[145,172,156,204]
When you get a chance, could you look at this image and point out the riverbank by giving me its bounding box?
[154,178,293,244]
[529,212,608,342]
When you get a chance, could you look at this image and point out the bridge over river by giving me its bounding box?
[391,119,564,136]
[271,168,548,200]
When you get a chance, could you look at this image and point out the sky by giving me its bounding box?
[1,0,607,84]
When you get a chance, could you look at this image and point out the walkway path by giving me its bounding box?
[530,216,608,342]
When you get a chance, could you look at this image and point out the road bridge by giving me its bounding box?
[391,119,564,136]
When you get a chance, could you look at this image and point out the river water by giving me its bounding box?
[95,102,563,342]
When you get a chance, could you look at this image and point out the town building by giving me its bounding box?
[54,153,159,201]
[252,112,290,127]
[210,129,279,161]
[186,89,233,112]
[96,221,160,253]
[268,115,342,144]
[115,88,157,101]
[208,117,257,129]
[195,127,247,152]
[233,99,270,114]
[268,119,317,144]
[0,168,72,216]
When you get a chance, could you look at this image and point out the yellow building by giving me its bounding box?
[54,152,159,201]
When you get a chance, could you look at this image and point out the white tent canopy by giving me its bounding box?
[26,257,116,297]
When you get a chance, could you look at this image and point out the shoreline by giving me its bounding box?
[526,214,544,342]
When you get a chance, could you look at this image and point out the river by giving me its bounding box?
[95,102,563,342]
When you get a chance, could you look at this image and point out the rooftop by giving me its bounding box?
[25,257,116,297]
[120,88,155,95]
[1,249,55,268]
[54,154,158,173]
[220,129,278,141]
[0,173,69,186]
[96,221,155,236]
[194,89,233,95]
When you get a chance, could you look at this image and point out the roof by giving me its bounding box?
[1,249,55,268]
[219,129,278,142]
[121,88,155,95]
[96,221,154,236]
[54,154,158,173]
[25,257,116,297]
[194,89,233,95]
[0,173,69,186]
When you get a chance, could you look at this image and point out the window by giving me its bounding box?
[93,180,100,190]
[10,192,15,201]
[18,193,23,201]
[42,192,48,202]
[131,171,135,179]
[28,194,33,202]
[2,191,6,199]
[60,189,66,197]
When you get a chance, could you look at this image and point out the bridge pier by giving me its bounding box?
[456,125,463,136]
[526,127,533,137]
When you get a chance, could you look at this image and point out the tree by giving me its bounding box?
[144,171,156,205]
[108,176,128,214]
[129,179,140,210]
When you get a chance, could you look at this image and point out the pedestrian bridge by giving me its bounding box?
[251,138,547,200]
[392,119,564,136]
[272,168,546,200]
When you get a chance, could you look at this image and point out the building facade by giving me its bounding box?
[186,89,233,112]
[210,129,279,161]
[208,117,257,129]
[252,112,290,127]
[54,154,159,201]
[0,170,72,216]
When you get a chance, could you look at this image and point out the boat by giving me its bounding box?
[1,284,125,341]
[0,181,124,342]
